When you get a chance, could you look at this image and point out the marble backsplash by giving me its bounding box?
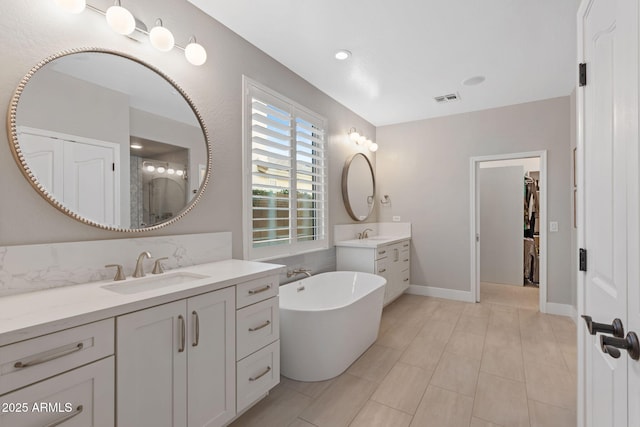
[0,232,232,297]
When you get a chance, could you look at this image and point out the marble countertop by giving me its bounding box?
[334,235,411,249]
[0,259,285,346]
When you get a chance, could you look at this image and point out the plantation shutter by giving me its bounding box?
[245,79,328,260]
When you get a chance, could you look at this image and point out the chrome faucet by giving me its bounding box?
[287,268,312,278]
[133,251,151,278]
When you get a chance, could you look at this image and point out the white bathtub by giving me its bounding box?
[279,271,386,382]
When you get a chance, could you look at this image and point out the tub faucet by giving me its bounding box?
[133,251,151,278]
[287,268,312,278]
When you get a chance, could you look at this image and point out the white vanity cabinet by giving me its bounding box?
[0,319,115,427]
[337,239,411,306]
[116,287,236,427]
[234,275,280,413]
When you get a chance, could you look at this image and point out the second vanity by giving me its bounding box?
[0,259,284,427]
[336,236,411,306]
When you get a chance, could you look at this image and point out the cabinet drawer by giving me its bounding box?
[236,276,278,309]
[0,319,114,395]
[0,356,114,426]
[375,247,389,260]
[401,269,411,286]
[237,341,280,412]
[237,297,279,360]
[375,258,389,276]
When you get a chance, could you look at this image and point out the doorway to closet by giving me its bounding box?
[470,151,547,312]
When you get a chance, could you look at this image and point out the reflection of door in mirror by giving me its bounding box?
[19,127,120,226]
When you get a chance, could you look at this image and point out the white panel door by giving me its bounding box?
[186,287,236,427]
[479,166,524,286]
[581,1,638,426]
[116,300,188,427]
[18,132,64,200]
[63,141,117,225]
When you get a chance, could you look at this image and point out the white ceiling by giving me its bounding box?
[188,0,579,126]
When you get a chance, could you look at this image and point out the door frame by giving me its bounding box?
[469,150,548,312]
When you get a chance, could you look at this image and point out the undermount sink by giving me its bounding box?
[101,272,209,295]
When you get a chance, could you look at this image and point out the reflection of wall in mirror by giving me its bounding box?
[18,69,132,227]
[130,108,206,198]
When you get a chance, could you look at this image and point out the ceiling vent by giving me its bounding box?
[434,92,461,104]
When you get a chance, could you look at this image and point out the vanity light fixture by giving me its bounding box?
[105,0,136,35]
[145,164,156,172]
[55,1,208,66]
[156,166,166,173]
[55,0,86,14]
[167,168,175,175]
[348,128,378,152]
[176,170,184,177]
[149,19,175,52]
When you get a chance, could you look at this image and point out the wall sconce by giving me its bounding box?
[55,0,208,66]
[348,128,378,153]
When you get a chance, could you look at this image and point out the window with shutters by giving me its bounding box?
[242,77,328,260]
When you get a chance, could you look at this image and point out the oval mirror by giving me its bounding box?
[7,48,211,232]
[341,153,375,221]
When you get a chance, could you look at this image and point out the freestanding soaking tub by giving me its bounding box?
[279,271,386,381]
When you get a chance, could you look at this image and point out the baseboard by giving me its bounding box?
[546,302,577,320]
[407,285,474,303]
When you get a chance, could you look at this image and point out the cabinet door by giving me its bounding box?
[0,357,114,427]
[117,300,187,427]
[187,288,236,427]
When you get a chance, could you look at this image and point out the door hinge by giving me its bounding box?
[579,63,587,87]
[579,248,587,271]
[112,163,115,172]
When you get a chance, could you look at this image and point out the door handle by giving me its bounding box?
[581,315,625,337]
[600,332,640,361]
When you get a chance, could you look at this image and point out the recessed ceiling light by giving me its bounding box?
[462,75,486,86]
[335,50,351,60]
[130,143,143,149]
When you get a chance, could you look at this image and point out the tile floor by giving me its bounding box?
[231,282,577,427]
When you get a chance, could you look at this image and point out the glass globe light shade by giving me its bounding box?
[106,5,136,35]
[55,0,86,14]
[185,42,207,66]
[150,25,175,52]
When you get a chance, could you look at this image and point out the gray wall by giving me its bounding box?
[0,1,376,265]
[376,96,573,305]
[479,166,524,286]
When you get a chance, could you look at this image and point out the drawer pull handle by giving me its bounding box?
[378,268,387,273]
[43,405,83,427]
[403,259,409,262]
[192,311,200,347]
[403,244,409,247]
[249,366,271,382]
[378,250,386,255]
[14,342,84,369]
[249,320,271,332]
[403,278,409,282]
[178,315,186,353]
[248,285,271,295]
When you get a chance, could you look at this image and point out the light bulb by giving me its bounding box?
[357,135,367,145]
[167,168,175,175]
[55,0,86,14]
[349,131,360,142]
[185,41,207,66]
[176,170,184,176]
[369,142,379,152]
[106,5,136,35]
[145,165,155,172]
[149,23,175,52]
[130,143,142,150]
[157,166,166,173]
